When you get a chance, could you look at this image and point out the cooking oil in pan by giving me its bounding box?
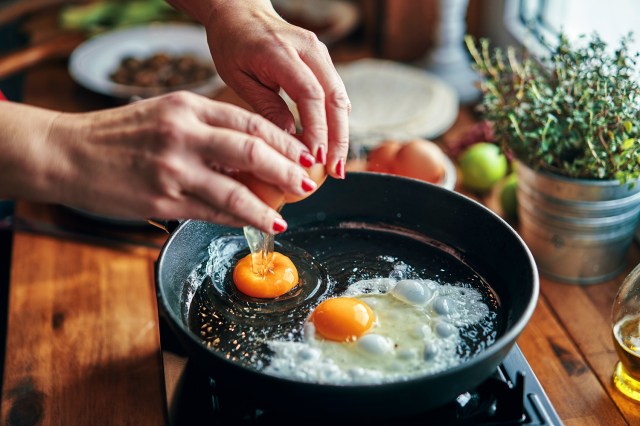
[185,223,502,378]
[613,314,640,400]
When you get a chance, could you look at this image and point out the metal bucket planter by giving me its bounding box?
[516,163,640,284]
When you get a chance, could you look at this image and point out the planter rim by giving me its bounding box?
[516,161,640,188]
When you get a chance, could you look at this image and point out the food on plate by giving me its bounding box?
[459,142,508,193]
[263,277,491,384]
[109,52,215,88]
[233,251,299,298]
[366,138,446,184]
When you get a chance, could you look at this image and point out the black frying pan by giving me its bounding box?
[155,172,538,417]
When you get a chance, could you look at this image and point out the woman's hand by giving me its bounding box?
[0,92,318,233]
[170,0,351,179]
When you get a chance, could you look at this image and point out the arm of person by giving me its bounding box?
[167,0,351,179]
[0,92,317,233]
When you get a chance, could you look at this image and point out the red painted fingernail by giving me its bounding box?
[272,217,287,233]
[301,176,318,192]
[336,158,346,179]
[315,146,326,165]
[299,151,315,167]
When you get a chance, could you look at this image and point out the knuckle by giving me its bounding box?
[285,164,302,183]
[299,28,321,46]
[245,113,267,135]
[327,87,351,110]
[242,136,265,168]
[155,117,184,147]
[224,185,251,213]
[300,81,325,100]
[161,90,194,108]
[332,135,350,154]
[306,122,329,138]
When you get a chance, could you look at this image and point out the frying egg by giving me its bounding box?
[233,252,299,298]
[310,297,375,342]
[263,278,491,384]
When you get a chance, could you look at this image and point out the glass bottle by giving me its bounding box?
[612,262,640,401]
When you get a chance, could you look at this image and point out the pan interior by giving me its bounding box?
[182,220,504,383]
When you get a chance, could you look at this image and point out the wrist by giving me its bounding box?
[0,103,65,202]
[203,0,277,29]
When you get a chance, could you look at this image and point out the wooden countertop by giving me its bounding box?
[2,31,640,426]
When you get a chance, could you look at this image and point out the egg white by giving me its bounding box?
[263,278,491,385]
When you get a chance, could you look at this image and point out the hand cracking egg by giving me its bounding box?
[263,278,491,384]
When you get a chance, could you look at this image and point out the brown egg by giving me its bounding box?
[366,140,402,173]
[345,158,368,172]
[236,172,286,210]
[391,139,445,184]
[284,163,327,203]
[237,163,328,210]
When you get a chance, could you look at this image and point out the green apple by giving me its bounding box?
[459,143,508,192]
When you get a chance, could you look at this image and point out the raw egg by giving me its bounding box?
[233,252,299,298]
[391,139,445,184]
[310,297,375,342]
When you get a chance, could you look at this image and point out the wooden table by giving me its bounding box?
[2,39,640,426]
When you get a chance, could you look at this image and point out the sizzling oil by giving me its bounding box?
[185,222,503,373]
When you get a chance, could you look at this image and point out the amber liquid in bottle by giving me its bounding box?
[613,314,640,401]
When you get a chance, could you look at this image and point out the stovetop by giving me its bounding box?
[160,321,562,425]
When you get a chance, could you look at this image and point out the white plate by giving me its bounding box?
[68,23,225,99]
[283,59,458,147]
[339,59,458,146]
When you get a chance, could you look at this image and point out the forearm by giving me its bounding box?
[0,102,74,203]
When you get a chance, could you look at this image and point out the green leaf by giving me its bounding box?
[624,121,634,133]
[622,138,636,150]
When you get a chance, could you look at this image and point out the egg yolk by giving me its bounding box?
[311,297,375,342]
[233,252,299,298]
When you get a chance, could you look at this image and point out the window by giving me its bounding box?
[504,0,640,55]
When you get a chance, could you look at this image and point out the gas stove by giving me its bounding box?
[160,320,561,426]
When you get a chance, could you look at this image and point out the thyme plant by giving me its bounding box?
[465,33,640,182]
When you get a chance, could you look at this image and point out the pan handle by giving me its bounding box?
[147,219,182,234]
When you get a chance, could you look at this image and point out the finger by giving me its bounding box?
[171,197,247,229]
[298,40,351,179]
[181,166,288,234]
[194,98,316,168]
[229,74,297,134]
[192,124,315,198]
[265,47,329,165]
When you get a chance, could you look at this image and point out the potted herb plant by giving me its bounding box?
[465,33,640,284]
